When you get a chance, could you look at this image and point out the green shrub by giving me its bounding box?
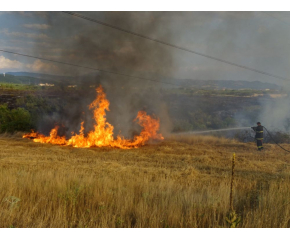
[0,104,33,133]
[16,95,61,127]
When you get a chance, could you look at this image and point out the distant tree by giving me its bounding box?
[0,104,33,133]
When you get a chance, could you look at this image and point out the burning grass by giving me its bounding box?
[1,133,290,227]
[23,85,163,149]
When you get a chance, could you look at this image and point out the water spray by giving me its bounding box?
[175,127,251,135]
[175,126,290,154]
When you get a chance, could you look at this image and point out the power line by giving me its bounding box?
[264,127,290,153]
[0,49,179,87]
[2,49,279,88]
[63,11,290,82]
[262,12,290,27]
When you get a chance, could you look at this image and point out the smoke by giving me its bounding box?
[258,94,290,131]
[33,12,175,137]
[9,11,290,135]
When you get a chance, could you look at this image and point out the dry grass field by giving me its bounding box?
[1,133,290,227]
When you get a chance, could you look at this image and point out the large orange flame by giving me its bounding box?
[23,85,164,149]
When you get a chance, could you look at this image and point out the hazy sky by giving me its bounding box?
[1,11,290,85]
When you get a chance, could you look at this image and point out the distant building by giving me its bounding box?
[3,73,5,77]
[38,83,54,87]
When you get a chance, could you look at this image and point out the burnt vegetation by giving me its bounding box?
[0,74,288,143]
[2,11,290,229]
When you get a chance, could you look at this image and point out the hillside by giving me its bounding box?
[167,79,281,90]
[0,74,38,85]
[3,72,282,90]
[6,72,65,79]
[0,133,290,227]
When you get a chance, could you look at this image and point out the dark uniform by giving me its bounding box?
[252,123,264,151]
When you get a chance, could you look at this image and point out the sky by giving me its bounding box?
[1,11,290,85]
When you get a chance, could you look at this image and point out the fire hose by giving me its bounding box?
[263,126,290,153]
[180,126,290,153]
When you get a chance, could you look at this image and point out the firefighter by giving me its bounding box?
[251,122,264,151]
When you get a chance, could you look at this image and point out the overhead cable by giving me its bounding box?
[63,11,290,82]
[264,127,290,153]
[262,12,290,27]
[0,49,179,87]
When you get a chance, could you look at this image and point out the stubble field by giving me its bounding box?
[1,133,290,227]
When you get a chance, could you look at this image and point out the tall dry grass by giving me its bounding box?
[1,133,290,227]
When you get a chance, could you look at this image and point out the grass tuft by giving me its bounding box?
[0,133,290,227]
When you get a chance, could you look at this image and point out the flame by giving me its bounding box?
[23,85,164,149]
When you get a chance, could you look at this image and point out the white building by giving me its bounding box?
[38,83,55,87]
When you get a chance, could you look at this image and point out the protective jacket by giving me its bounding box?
[252,126,263,140]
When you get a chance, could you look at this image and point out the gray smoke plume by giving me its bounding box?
[34,12,176,137]
[9,11,290,136]
[258,93,290,131]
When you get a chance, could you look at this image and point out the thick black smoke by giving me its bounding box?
[36,12,175,137]
[18,11,290,136]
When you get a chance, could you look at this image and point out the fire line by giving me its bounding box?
[23,85,164,149]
